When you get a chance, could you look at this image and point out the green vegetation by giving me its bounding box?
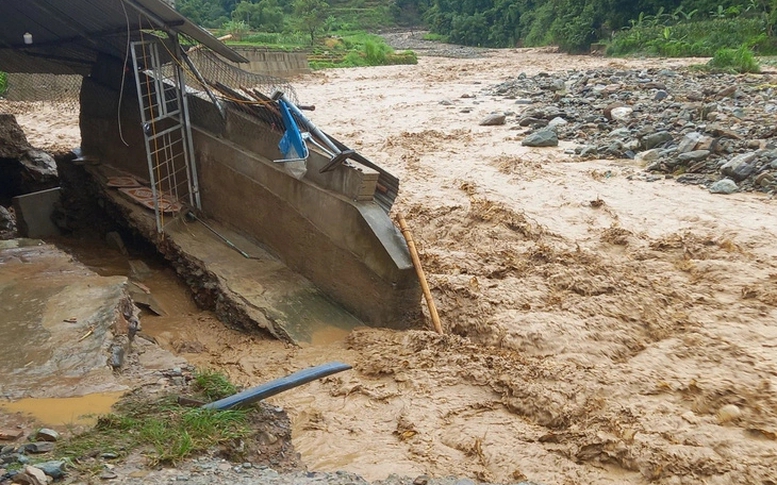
[178,0,416,68]
[194,368,238,401]
[607,17,775,56]
[306,32,417,68]
[55,370,249,469]
[0,71,7,97]
[407,0,777,55]
[177,0,403,33]
[707,44,762,71]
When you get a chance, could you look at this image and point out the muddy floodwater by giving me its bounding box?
[4,47,777,484]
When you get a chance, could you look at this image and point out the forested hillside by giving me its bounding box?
[419,0,777,53]
[174,0,777,60]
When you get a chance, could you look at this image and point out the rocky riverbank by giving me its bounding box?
[484,66,777,195]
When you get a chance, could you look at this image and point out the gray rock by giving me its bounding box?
[0,114,32,159]
[547,117,568,129]
[609,128,630,138]
[635,149,661,163]
[479,113,506,126]
[257,431,278,446]
[16,466,48,485]
[709,179,738,194]
[721,152,757,181]
[654,90,669,101]
[755,172,775,187]
[18,149,58,182]
[22,442,54,454]
[0,453,21,465]
[34,460,65,479]
[610,106,633,121]
[439,99,454,106]
[641,131,673,150]
[110,344,125,369]
[35,429,59,443]
[0,206,14,233]
[677,132,702,153]
[518,117,545,127]
[100,470,118,480]
[677,150,711,163]
[514,98,533,105]
[522,128,559,147]
[105,231,127,255]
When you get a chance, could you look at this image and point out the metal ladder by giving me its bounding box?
[130,38,200,233]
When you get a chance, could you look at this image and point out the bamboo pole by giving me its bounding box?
[397,213,443,334]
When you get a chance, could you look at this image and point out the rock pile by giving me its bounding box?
[487,67,777,194]
[0,428,65,484]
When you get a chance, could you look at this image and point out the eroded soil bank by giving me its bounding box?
[3,45,777,485]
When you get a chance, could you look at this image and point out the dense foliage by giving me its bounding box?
[415,0,777,52]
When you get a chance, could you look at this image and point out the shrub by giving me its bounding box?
[707,45,761,72]
[608,17,777,57]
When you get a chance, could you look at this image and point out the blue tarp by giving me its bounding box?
[278,99,308,160]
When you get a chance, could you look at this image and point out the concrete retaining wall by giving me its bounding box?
[228,47,310,77]
[79,54,420,330]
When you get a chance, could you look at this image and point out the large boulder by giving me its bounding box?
[0,115,58,196]
[522,128,559,147]
[0,114,32,159]
[720,152,757,182]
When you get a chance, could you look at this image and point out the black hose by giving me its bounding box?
[202,362,352,411]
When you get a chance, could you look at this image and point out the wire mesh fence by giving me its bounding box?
[0,72,82,113]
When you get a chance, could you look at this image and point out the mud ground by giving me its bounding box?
[3,42,777,485]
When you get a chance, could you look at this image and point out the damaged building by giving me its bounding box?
[0,0,421,344]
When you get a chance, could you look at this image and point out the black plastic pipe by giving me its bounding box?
[202,362,352,411]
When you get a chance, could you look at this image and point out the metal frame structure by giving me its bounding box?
[130,36,200,233]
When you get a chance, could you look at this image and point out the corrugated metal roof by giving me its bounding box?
[0,0,246,74]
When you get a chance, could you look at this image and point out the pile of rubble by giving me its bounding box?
[487,67,777,194]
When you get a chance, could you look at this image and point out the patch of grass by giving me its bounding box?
[55,372,249,469]
[309,32,417,69]
[0,72,7,97]
[225,31,310,50]
[222,28,418,69]
[707,45,761,73]
[422,32,448,42]
[194,368,238,401]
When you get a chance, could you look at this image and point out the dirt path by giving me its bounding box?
[6,48,777,484]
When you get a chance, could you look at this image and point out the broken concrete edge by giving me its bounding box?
[11,187,62,238]
[78,64,421,329]
[65,163,289,342]
[0,240,142,399]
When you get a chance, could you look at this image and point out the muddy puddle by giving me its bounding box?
[0,392,126,427]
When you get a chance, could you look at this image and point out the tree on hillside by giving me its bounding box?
[233,0,285,31]
[177,0,229,27]
[293,0,331,44]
